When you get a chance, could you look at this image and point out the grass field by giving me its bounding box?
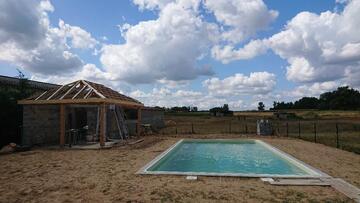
[160,110,360,154]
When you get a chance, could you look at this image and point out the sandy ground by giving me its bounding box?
[0,135,359,203]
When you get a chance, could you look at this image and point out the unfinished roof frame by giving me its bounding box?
[18,80,144,147]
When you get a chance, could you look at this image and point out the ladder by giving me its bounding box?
[114,105,129,139]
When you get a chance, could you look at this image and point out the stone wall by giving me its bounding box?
[22,105,60,146]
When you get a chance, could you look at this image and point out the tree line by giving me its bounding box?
[271,86,360,110]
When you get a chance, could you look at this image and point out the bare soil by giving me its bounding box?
[0,135,359,203]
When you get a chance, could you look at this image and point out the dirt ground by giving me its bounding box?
[0,135,359,203]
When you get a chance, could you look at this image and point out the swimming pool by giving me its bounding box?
[138,139,327,178]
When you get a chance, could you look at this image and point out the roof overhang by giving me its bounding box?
[18,98,144,109]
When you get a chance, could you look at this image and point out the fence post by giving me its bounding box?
[298,121,301,138]
[175,123,178,134]
[191,123,194,134]
[314,122,317,143]
[277,122,279,136]
[245,123,248,134]
[286,122,289,137]
[229,121,232,134]
[336,123,339,148]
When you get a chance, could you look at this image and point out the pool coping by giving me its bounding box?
[137,139,330,178]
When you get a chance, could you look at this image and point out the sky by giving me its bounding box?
[0,0,359,110]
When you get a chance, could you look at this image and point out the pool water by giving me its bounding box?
[145,140,320,177]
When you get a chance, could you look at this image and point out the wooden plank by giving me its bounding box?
[59,104,65,147]
[99,103,106,147]
[129,139,144,145]
[137,107,142,137]
[18,98,144,108]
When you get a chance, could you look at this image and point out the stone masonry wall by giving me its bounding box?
[22,105,60,146]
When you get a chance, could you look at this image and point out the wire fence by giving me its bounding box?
[159,116,360,154]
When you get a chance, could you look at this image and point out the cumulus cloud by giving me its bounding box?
[57,19,98,49]
[132,0,175,10]
[220,0,360,87]
[204,0,278,43]
[211,40,268,64]
[203,72,276,96]
[100,1,217,84]
[0,0,98,76]
[290,81,339,98]
[129,87,247,110]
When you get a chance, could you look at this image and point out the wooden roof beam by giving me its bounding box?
[82,80,106,99]
[72,83,87,99]
[60,81,80,100]
[35,90,48,100]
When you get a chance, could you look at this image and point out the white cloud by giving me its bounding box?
[203,72,276,96]
[211,40,268,64]
[204,0,278,43]
[129,87,247,110]
[290,81,339,98]
[132,0,174,10]
[57,19,98,49]
[0,0,94,75]
[100,1,217,84]
[221,0,360,87]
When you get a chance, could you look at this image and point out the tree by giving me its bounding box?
[271,86,360,110]
[258,102,265,111]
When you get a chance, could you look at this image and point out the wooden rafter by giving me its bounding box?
[60,81,80,100]
[35,90,47,100]
[47,85,65,100]
[18,79,143,108]
[82,80,106,99]
[84,89,93,99]
[72,83,87,99]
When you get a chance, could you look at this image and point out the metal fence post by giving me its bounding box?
[336,123,339,148]
[298,121,301,138]
[245,123,248,134]
[175,123,178,134]
[314,122,317,143]
[191,123,194,134]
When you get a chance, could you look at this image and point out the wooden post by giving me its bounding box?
[59,104,65,147]
[191,123,194,134]
[99,103,106,147]
[245,123,248,134]
[336,123,339,148]
[314,122,317,143]
[137,107,142,137]
[229,121,232,134]
[286,122,289,137]
[298,121,301,138]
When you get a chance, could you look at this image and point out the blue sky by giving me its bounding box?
[0,0,359,110]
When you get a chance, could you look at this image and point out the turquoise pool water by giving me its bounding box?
[147,140,313,176]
